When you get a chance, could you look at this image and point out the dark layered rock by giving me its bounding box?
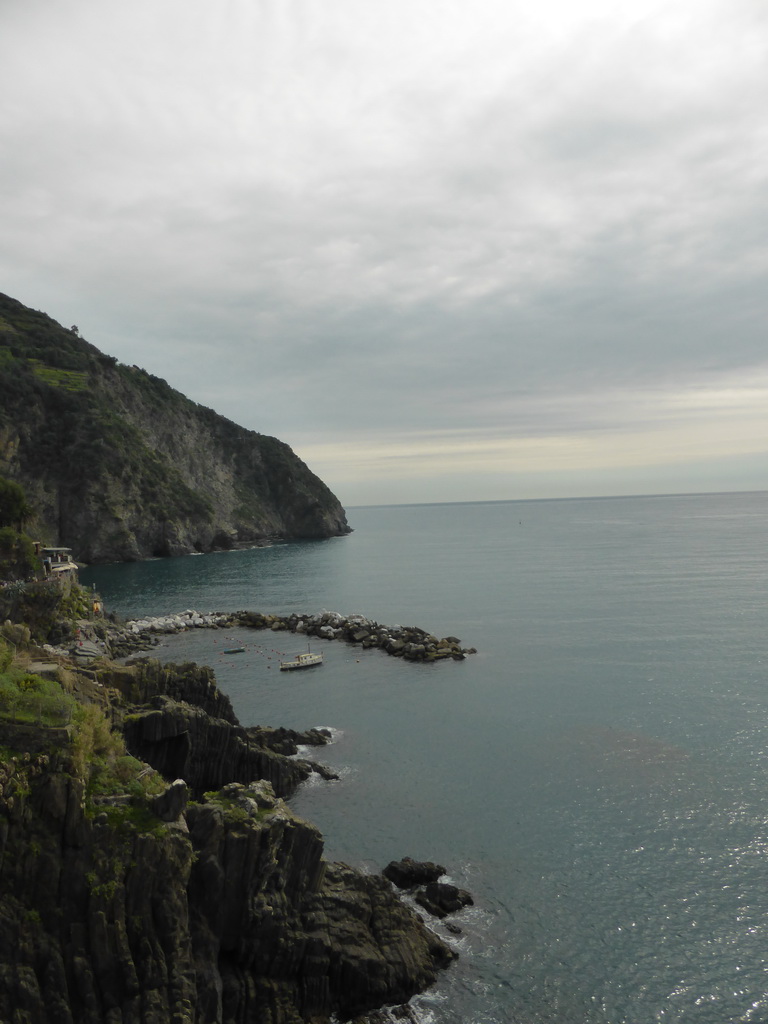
[151,778,189,821]
[246,726,332,756]
[121,695,335,800]
[383,857,447,889]
[297,863,455,1021]
[91,656,338,801]
[0,599,460,1021]
[101,657,239,723]
[383,858,473,922]
[0,767,455,1024]
[414,882,474,919]
[0,760,197,1024]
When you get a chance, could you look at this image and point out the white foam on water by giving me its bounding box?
[294,727,342,758]
[299,762,354,789]
[316,725,342,741]
[296,771,327,789]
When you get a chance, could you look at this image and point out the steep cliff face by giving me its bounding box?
[0,648,456,1023]
[0,291,350,562]
[0,759,197,1024]
[101,659,335,800]
[0,765,453,1024]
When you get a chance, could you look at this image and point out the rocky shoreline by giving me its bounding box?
[0,644,470,1024]
[63,607,477,663]
[1,592,476,1023]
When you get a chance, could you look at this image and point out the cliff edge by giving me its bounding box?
[0,641,456,1023]
[0,764,453,1024]
[0,292,350,563]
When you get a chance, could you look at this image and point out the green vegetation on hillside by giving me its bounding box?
[0,580,92,645]
[0,476,33,531]
[0,527,40,581]
[0,294,215,545]
[71,701,166,816]
[0,631,165,830]
[28,359,89,392]
[0,478,40,580]
[0,650,75,729]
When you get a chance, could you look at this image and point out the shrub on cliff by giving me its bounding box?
[0,668,75,728]
[0,526,40,582]
[0,478,40,583]
[0,579,92,644]
[0,477,33,532]
[71,702,164,808]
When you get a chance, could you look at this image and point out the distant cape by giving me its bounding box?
[0,291,350,563]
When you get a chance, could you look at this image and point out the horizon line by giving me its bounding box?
[346,488,768,511]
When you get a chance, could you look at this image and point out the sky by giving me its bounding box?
[1,0,767,507]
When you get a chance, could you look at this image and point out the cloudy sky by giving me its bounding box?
[1,0,767,506]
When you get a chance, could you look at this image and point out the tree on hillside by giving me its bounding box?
[0,477,33,532]
[0,527,39,582]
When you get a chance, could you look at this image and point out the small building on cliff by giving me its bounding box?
[40,547,78,579]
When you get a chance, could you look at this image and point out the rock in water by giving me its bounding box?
[414,882,474,919]
[382,856,447,888]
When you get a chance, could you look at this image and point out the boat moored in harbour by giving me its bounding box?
[279,650,324,671]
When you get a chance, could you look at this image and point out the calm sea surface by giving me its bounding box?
[80,492,768,1024]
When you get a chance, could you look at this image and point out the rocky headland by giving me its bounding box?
[0,290,350,563]
[0,588,470,1023]
[0,289,474,1021]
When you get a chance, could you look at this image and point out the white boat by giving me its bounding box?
[279,650,324,671]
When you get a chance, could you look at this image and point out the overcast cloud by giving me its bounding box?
[1,0,767,505]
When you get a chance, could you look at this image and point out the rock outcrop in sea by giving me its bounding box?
[384,858,474,921]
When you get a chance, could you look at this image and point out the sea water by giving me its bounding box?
[80,492,768,1024]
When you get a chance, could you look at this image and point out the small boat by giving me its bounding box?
[223,647,246,654]
[279,650,323,671]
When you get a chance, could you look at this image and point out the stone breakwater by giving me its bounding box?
[113,608,477,662]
